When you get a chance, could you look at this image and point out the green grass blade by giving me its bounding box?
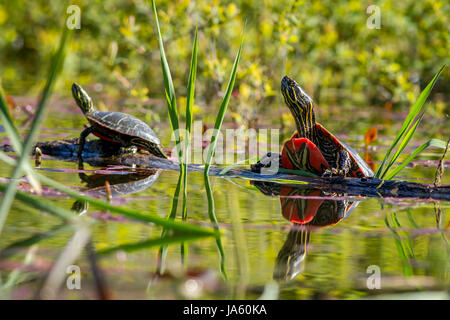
[204,173,228,280]
[185,26,198,142]
[37,173,214,235]
[391,212,415,258]
[150,3,201,263]
[0,182,78,222]
[0,246,38,296]
[181,27,198,260]
[385,215,413,276]
[406,209,420,229]
[0,83,22,153]
[380,113,424,179]
[182,26,198,220]
[384,139,447,180]
[168,170,184,221]
[0,27,69,235]
[375,65,445,178]
[204,38,243,173]
[0,82,41,193]
[379,112,424,179]
[158,170,184,273]
[199,32,242,275]
[0,224,72,260]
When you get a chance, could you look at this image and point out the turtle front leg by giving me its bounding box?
[322,149,351,177]
[78,126,94,160]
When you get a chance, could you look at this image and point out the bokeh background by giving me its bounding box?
[0,0,448,127]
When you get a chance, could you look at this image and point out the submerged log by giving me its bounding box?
[1,138,449,201]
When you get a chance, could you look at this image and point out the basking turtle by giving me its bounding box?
[253,76,373,178]
[72,83,167,159]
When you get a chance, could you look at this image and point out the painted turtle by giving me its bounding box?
[79,170,160,198]
[253,76,373,178]
[72,83,167,159]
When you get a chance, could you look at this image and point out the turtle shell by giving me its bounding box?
[86,111,166,158]
[314,123,374,178]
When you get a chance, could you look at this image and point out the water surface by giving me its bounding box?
[0,98,448,299]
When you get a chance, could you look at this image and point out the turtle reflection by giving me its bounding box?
[71,169,160,215]
[251,181,359,281]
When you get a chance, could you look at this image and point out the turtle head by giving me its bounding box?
[281,76,315,138]
[72,83,94,114]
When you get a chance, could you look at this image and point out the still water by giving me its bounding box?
[0,97,448,299]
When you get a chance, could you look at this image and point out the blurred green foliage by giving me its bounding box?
[0,0,448,125]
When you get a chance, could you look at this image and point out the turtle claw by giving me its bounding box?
[322,168,346,177]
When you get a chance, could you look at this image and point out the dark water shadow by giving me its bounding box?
[71,169,161,218]
[251,180,360,281]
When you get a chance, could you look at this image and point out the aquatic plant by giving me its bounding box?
[376,65,447,180]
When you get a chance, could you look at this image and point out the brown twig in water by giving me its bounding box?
[105,181,112,202]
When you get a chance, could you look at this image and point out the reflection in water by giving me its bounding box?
[251,181,359,281]
[71,170,160,215]
[79,169,160,197]
[274,225,310,281]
